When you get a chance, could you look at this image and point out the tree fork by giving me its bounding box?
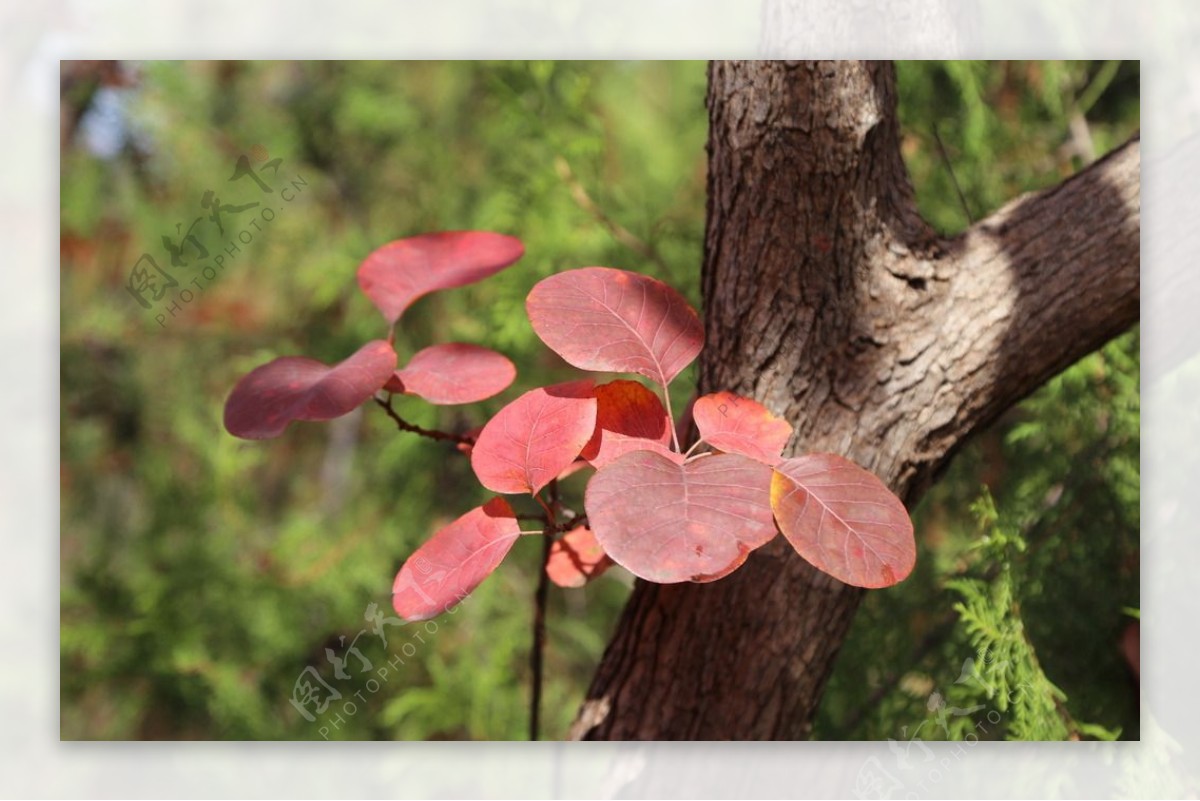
[570,61,1139,741]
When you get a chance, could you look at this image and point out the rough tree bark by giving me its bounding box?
[570,61,1140,740]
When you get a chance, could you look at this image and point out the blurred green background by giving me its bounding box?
[60,61,1139,740]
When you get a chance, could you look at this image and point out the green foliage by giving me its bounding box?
[941,492,1119,741]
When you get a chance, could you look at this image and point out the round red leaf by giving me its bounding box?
[470,380,597,495]
[223,340,396,440]
[386,343,516,405]
[693,391,793,465]
[581,380,674,468]
[525,267,704,386]
[392,497,521,621]
[771,453,915,588]
[357,231,524,324]
[585,451,777,583]
[546,526,614,588]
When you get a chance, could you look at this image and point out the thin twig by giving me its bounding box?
[554,155,676,280]
[932,122,974,225]
[530,484,557,741]
[560,514,587,533]
[374,395,475,446]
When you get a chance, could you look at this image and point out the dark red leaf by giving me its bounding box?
[771,454,915,588]
[525,267,704,386]
[585,451,777,583]
[581,379,674,468]
[470,380,597,495]
[223,340,396,440]
[546,526,614,588]
[357,231,524,324]
[384,343,516,405]
[391,497,521,621]
[693,391,793,465]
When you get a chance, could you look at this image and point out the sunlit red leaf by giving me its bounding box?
[470,380,597,495]
[357,231,524,324]
[223,340,396,440]
[383,343,516,405]
[693,391,793,465]
[771,454,915,589]
[585,451,777,583]
[391,497,520,621]
[581,380,674,468]
[546,526,614,588]
[525,267,704,386]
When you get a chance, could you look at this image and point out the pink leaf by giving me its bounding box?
[581,380,674,468]
[392,498,521,621]
[525,267,704,386]
[585,451,777,583]
[384,343,516,405]
[357,231,524,324]
[470,380,598,495]
[546,526,614,588]
[771,454,915,588]
[693,391,793,465]
[223,340,396,440]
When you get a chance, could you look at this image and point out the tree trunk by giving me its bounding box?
[570,61,1140,741]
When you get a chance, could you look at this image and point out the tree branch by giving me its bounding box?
[373,395,475,447]
[574,60,1140,742]
[871,135,1140,498]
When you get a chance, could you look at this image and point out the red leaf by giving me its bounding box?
[771,454,915,588]
[223,340,396,440]
[585,451,777,583]
[525,267,704,386]
[546,526,614,588]
[470,380,598,495]
[357,231,524,324]
[392,497,521,621]
[581,380,674,468]
[384,343,516,405]
[693,391,793,465]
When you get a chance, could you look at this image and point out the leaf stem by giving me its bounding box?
[530,484,557,741]
[374,395,475,447]
[662,381,680,452]
[554,154,678,284]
